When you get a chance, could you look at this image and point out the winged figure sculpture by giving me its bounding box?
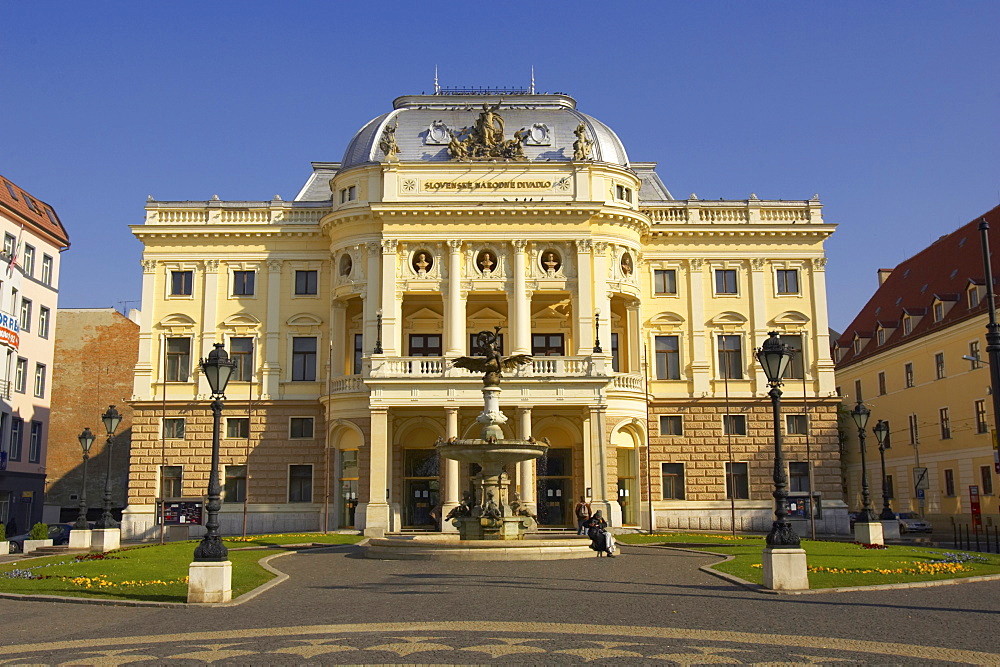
[452,328,532,387]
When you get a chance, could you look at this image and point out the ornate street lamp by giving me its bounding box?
[851,401,877,523]
[374,308,384,354]
[593,308,602,353]
[979,220,1000,456]
[74,428,95,530]
[755,331,799,548]
[94,406,122,529]
[873,419,895,520]
[194,342,236,562]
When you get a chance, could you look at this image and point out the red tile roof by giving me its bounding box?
[0,174,70,249]
[835,204,1000,368]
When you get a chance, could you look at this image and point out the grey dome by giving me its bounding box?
[338,93,629,173]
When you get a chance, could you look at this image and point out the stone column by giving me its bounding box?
[262,260,282,399]
[380,239,400,356]
[330,301,347,377]
[518,408,536,513]
[626,299,641,373]
[592,242,611,355]
[133,259,157,400]
[445,240,464,356]
[363,407,391,536]
[511,240,530,354]
[198,260,221,396]
[574,239,594,355]
[590,406,617,524]
[810,257,836,394]
[441,407,460,532]
[365,243,381,358]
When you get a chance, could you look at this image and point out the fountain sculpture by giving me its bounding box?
[439,328,548,540]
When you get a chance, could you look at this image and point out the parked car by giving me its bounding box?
[7,523,74,553]
[896,513,932,534]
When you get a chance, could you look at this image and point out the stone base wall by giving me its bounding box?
[654,505,850,536]
[122,503,323,541]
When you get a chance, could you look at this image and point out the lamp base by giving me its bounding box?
[762,547,809,590]
[853,521,884,546]
[91,528,120,552]
[187,560,232,603]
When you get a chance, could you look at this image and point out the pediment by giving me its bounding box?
[158,313,196,328]
[771,310,810,326]
[708,311,747,326]
[221,313,262,328]
[287,313,323,327]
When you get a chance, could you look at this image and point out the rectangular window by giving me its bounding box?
[718,335,743,379]
[33,363,45,398]
[161,466,182,498]
[904,363,914,388]
[854,379,863,402]
[776,269,799,294]
[28,421,41,463]
[940,407,951,439]
[944,468,955,497]
[3,234,14,258]
[292,337,317,381]
[661,463,685,500]
[970,287,981,309]
[786,414,808,435]
[654,335,680,380]
[226,417,249,439]
[165,337,191,382]
[3,183,17,201]
[409,334,442,357]
[611,332,620,372]
[935,352,945,379]
[878,371,886,396]
[934,302,944,322]
[14,357,26,393]
[8,417,22,460]
[290,417,315,439]
[531,333,565,356]
[224,465,247,503]
[353,334,363,374]
[886,474,894,499]
[38,306,50,338]
[654,269,677,295]
[723,414,747,436]
[170,270,193,296]
[877,329,885,345]
[970,341,982,368]
[725,462,750,499]
[976,399,989,434]
[982,466,994,495]
[41,255,52,285]
[789,462,810,492]
[230,337,253,382]
[163,418,185,439]
[19,297,30,331]
[21,245,34,277]
[659,415,683,436]
[908,413,919,445]
[232,270,256,296]
[903,317,912,335]
[294,270,318,295]
[780,334,804,379]
[289,464,313,502]
[715,269,738,294]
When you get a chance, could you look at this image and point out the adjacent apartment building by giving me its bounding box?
[834,204,1000,526]
[124,88,845,540]
[0,174,69,534]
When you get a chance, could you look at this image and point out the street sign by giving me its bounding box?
[913,467,929,490]
[916,488,925,500]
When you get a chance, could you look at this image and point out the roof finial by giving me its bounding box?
[434,65,440,94]
[530,66,535,94]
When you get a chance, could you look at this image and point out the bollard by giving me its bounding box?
[953,523,958,549]
[976,525,981,552]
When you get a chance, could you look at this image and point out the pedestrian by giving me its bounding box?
[574,496,592,535]
[586,510,617,557]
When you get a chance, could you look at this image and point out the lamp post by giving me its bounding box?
[851,401,877,523]
[755,331,799,548]
[593,308,602,353]
[978,220,1000,460]
[374,308,384,354]
[873,419,894,520]
[194,342,236,562]
[94,406,122,529]
[74,428,95,530]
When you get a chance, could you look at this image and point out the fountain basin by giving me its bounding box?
[436,440,548,467]
[364,534,594,561]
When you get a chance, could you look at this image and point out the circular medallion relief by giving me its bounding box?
[476,250,497,275]
[412,250,433,275]
[541,250,562,275]
[339,254,353,277]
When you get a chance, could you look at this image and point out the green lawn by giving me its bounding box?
[0,533,362,602]
[617,533,1000,588]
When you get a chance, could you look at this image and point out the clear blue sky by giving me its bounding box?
[3,1,998,332]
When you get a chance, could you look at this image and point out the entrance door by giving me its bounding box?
[403,449,440,529]
[338,449,359,528]
[617,448,637,525]
[536,448,572,527]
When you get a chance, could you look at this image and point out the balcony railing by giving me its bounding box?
[371,355,604,380]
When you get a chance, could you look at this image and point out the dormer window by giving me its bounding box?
[969,285,981,309]
[853,337,861,354]
[877,329,885,346]
[903,316,912,335]
[934,302,944,322]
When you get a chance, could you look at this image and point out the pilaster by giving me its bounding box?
[445,240,464,356]
[575,239,594,355]
[364,407,391,536]
[262,260,283,399]
[380,239,400,356]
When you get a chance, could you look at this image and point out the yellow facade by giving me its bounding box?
[124,91,844,539]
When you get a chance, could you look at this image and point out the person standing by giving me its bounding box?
[574,496,592,535]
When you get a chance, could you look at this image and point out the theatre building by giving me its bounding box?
[123,88,846,539]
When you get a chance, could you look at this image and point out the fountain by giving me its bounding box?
[364,329,593,560]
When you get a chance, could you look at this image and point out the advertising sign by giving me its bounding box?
[971,485,982,529]
[0,312,19,350]
[160,500,203,525]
